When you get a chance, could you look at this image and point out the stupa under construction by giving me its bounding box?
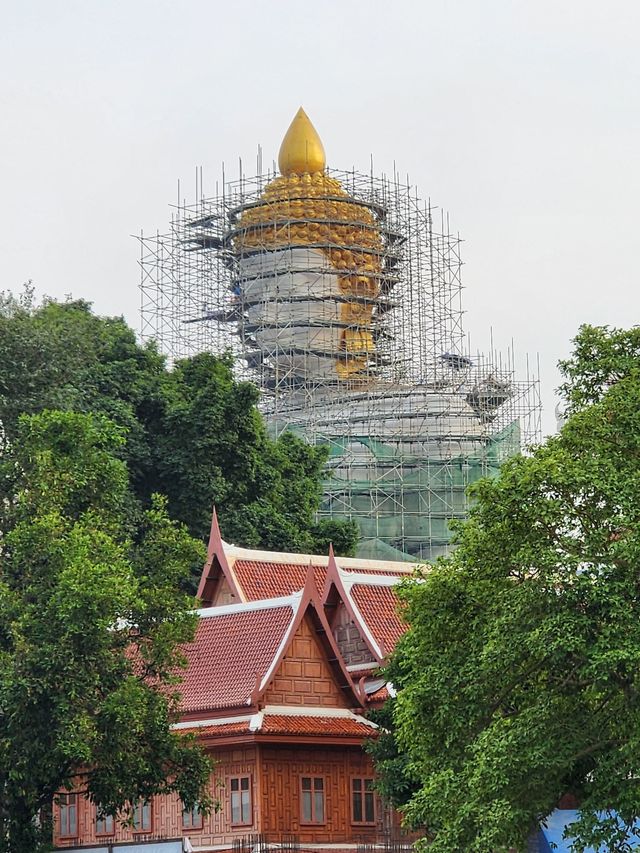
[139,108,540,561]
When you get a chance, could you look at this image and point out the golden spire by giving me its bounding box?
[278,107,326,176]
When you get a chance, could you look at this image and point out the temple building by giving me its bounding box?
[53,512,413,851]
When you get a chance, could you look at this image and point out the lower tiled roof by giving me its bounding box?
[177,713,377,740]
[183,721,252,737]
[260,714,376,738]
[367,685,391,704]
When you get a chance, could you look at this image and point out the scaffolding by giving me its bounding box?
[139,164,541,562]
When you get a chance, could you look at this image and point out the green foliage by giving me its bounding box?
[0,411,211,851]
[376,325,640,852]
[0,289,358,574]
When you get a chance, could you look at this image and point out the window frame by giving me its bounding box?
[351,777,376,825]
[182,801,204,830]
[58,792,78,838]
[132,799,152,832]
[95,811,115,835]
[299,776,327,826]
[229,775,253,827]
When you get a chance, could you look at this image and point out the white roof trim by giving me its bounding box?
[222,539,415,574]
[258,594,305,692]
[196,590,302,619]
[249,710,264,732]
[339,570,404,590]
[346,661,378,672]
[172,714,253,730]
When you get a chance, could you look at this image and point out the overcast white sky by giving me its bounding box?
[2,0,639,434]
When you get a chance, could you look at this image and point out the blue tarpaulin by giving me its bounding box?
[536,809,640,851]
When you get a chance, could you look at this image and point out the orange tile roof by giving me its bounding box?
[232,560,326,600]
[180,721,252,737]
[261,714,376,738]
[350,584,407,654]
[367,685,391,704]
[176,714,376,740]
[179,604,294,713]
[232,558,409,602]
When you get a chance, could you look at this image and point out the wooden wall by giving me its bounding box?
[53,746,258,848]
[259,744,382,843]
[53,742,394,849]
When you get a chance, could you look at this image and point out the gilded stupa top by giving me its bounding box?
[278,107,326,175]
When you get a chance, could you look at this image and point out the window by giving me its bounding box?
[352,778,375,824]
[133,799,152,831]
[96,812,115,834]
[182,802,203,830]
[59,793,78,837]
[300,777,325,824]
[230,776,252,826]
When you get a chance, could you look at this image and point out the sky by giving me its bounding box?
[1,0,639,435]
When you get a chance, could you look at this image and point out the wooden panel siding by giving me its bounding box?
[332,603,376,667]
[53,747,259,848]
[264,614,350,708]
[259,744,381,843]
[213,576,237,606]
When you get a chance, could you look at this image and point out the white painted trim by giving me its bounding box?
[173,707,378,734]
[339,570,404,589]
[346,661,378,672]
[249,710,264,732]
[172,715,253,730]
[196,591,302,619]
[258,595,304,692]
[264,705,353,717]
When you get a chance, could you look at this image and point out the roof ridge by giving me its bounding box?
[338,569,407,588]
[222,539,416,573]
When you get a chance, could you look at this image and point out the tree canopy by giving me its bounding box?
[0,410,212,851]
[374,325,640,852]
[0,288,358,569]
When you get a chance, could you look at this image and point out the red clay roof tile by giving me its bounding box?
[178,714,376,739]
[260,714,375,738]
[367,685,391,704]
[232,559,409,602]
[350,584,406,654]
[179,604,294,713]
[179,721,252,737]
[232,561,326,600]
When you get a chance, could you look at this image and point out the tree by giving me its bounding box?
[0,410,212,851]
[0,289,358,568]
[147,350,356,552]
[374,325,640,852]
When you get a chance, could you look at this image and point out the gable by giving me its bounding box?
[212,576,237,607]
[331,601,376,668]
[264,613,352,709]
